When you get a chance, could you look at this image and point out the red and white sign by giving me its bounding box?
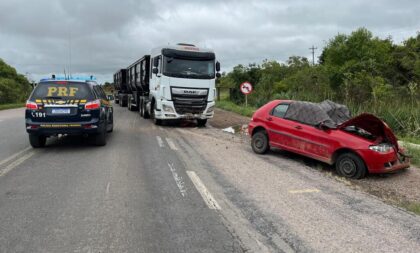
[240,82,253,95]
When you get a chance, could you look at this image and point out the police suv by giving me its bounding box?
[25,76,114,147]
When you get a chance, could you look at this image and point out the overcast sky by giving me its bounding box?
[0,0,419,83]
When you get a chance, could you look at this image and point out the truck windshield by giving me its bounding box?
[163,57,215,79]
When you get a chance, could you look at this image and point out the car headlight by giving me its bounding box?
[369,143,393,153]
[207,105,214,113]
[162,104,175,113]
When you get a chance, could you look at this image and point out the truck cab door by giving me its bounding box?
[149,56,162,99]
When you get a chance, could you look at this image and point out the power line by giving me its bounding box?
[309,45,317,65]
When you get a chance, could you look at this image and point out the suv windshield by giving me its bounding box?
[163,57,215,79]
[30,82,94,100]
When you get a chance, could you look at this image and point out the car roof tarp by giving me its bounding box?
[284,100,351,128]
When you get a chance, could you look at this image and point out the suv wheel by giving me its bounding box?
[94,123,107,146]
[29,134,46,148]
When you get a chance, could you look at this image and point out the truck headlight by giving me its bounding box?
[369,143,393,153]
[207,105,214,113]
[162,104,174,113]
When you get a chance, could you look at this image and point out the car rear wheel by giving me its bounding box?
[29,134,46,148]
[336,153,367,179]
[251,131,269,154]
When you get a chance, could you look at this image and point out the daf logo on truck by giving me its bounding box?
[115,43,221,127]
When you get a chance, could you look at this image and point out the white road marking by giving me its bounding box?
[0,146,31,167]
[156,136,165,148]
[288,189,320,194]
[0,151,36,177]
[186,171,221,210]
[106,182,110,194]
[166,138,178,150]
[168,163,187,197]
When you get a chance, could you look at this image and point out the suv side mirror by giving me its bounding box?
[216,61,220,72]
[152,67,159,74]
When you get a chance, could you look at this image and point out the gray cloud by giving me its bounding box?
[0,0,419,83]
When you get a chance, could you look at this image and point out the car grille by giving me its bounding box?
[171,88,208,114]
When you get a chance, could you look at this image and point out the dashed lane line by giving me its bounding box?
[166,138,178,150]
[186,171,221,210]
[168,163,187,197]
[0,150,36,178]
[156,136,165,148]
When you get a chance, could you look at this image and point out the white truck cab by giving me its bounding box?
[147,43,220,126]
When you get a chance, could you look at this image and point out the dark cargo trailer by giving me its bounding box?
[113,69,128,107]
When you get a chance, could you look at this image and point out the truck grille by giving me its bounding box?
[171,87,208,114]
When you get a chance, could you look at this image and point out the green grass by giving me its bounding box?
[405,145,420,167]
[0,103,25,110]
[400,202,420,215]
[216,100,256,117]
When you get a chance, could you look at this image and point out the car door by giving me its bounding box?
[295,123,333,162]
[265,103,300,152]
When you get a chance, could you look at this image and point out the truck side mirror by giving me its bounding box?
[216,61,221,72]
[152,67,159,74]
[216,73,221,78]
[153,58,159,68]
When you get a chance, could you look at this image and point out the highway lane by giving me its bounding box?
[0,108,29,162]
[0,106,242,252]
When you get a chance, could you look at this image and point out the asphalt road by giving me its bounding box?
[0,105,419,253]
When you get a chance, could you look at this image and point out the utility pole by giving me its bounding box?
[309,45,317,65]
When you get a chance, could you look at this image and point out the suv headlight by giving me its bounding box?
[369,143,393,153]
[207,105,214,113]
[162,104,174,113]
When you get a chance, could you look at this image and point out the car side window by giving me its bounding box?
[271,104,289,118]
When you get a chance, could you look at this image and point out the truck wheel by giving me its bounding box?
[29,134,46,148]
[143,104,150,119]
[197,119,207,127]
[251,131,269,154]
[336,152,367,179]
[94,124,107,146]
[153,115,162,125]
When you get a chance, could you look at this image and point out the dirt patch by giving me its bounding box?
[210,107,420,213]
[209,108,250,129]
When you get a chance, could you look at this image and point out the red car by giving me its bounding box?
[248,100,410,179]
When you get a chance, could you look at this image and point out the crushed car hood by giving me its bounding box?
[339,113,399,150]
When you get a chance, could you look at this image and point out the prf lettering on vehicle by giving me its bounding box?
[47,87,79,97]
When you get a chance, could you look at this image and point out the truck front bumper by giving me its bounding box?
[155,101,215,120]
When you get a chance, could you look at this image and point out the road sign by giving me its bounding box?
[240,82,253,95]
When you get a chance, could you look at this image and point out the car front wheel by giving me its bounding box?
[336,152,367,179]
[251,131,269,154]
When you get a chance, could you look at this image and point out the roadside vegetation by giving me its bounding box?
[217,28,420,162]
[0,58,32,108]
